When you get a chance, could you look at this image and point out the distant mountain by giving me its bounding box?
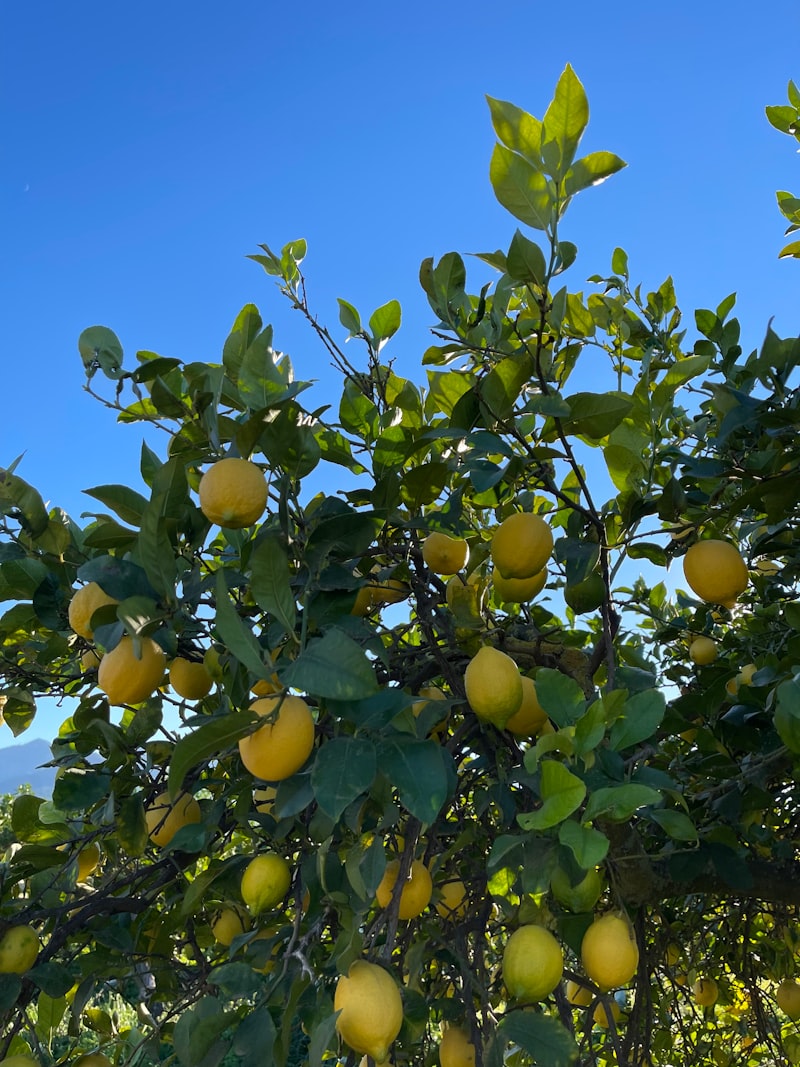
[0,738,56,797]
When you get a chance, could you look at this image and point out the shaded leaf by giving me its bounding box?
[311,737,377,820]
[283,628,378,700]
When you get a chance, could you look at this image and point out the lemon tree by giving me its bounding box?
[2,67,800,1067]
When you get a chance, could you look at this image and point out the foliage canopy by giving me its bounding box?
[2,67,800,1067]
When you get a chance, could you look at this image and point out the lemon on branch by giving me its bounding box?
[238,695,315,781]
[464,645,523,728]
[422,532,469,574]
[0,925,40,974]
[144,791,202,847]
[439,1025,476,1067]
[375,858,432,919]
[334,959,403,1064]
[581,912,639,990]
[169,656,214,699]
[241,853,291,915]
[97,635,166,705]
[502,924,563,1001]
[68,581,119,639]
[198,457,268,528]
[491,512,553,579]
[683,539,748,606]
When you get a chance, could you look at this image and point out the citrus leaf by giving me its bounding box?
[250,536,297,636]
[564,151,626,196]
[518,761,586,830]
[233,1006,276,1067]
[533,668,586,727]
[83,484,148,526]
[775,678,800,752]
[558,821,609,867]
[498,1009,579,1067]
[311,736,377,820]
[608,689,666,752]
[0,468,49,537]
[282,628,378,700]
[542,64,589,179]
[380,738,455,824]
[169,713,256,799]
[649,809,698,842]
[507,229,547,284]
[214,570,268,677]
[584,784,662,822]
[490,143,552,230]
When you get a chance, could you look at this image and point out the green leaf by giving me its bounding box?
[169,713,256,799]
[380,738,454,824]
[306,1010,338,1067]
[498,1009,579,1067]
[214,570,268,677]
[0,974,22,1013]
[233,1006,276,1067]
[558,821,610,867]
[0,469,49,537]
[27,962,73,997]
[77,556,155,600]
[137,497,177,598]
[282,628,378,700]
[506,230,547,285]
[584,784,662,822]
[490,144,553,231]
[369,299,402,348]
[222,304,263,381]
[82,484,148,526]
[174,996,236,1067]
[604,444,647,493]
[0,558,49,601]
[779,240,800,259]
[775,678,800,752]
[338,298,362,336]
[78,325,124,378]
[52,769,112,812]
[626,541,668,565]
[518,761,586,830]
[480,354,534,420]
[649,809,698,842]
[36,991,66,1034]
[311,737,377,821]
[563,391,633,439]
[250,537,297,637]
[608,689,666,751]
[486,96,542,162]
[115,792,148,857]
[564,151,626,196]
[533,668,586,727]
[209,962,260,998]
[542,64,589,179]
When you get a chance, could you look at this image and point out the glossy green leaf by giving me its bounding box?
[486,96,542,162]
[282,628,378,700]
[0,468,49,537]
[775,678,800,752]
[214,570,269,677]
[563,391,633,439]
[311,737,377,820]
[533,668,587,727]
[169,713,256,799]
[584,784,662,822]
[507,229,547,284]
[542,64,589,179]
[518,761,586,830]
[380,738,454,824]
[338,298,362,336]
[564,151,626,196]
[250,536,297,636]
[369,299,402,346]
[498,1008,579,1067]
[490,144,553,231]
[78,325,124,378]
[609,689,666,751]
[82,484,148,526]
[233,1006,276,1067]
[558,820,610,867]
[650,809,698,842]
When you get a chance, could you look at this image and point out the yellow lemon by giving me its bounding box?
[74,1056,113,1067]
[241,854,291,915]
[439,1025,476,1067]
[212,906,250,946]
[689,636,718,665]
[593,999,622,1029]
[76,842,101,881]
[144,791,202,847]
[491,513,553,580]
[665,943,681,966]
[505,675,548,737]
[360,1059,391,1067]
[238,695,315,781]
[198,457,268,528]
[693,977,719,1007]
[422,532,469,574]
[777,979,800,1019]
[97,635,166,705]
[254,785,278,814]
[0,925,40,974]
[739,662,757,685]
[683,540,748,605]
[80,647,102,671]
[581,913,639,990]
[68,582,119,639]
[0,1057,41,1066]
[435,879,468,920]
[412,686,449,736]
[169,656,214,700]
[502,925,563,1001]
[566,979,592,1007]
[464,646,523,728]
[493,566,548,604]
[334,960,403,1064]
[375,859,433,919]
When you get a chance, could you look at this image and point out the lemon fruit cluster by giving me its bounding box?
[375,859,433,919]
[98,636,166,705]
[581,913,639,989]
[144,791,202,847]
[169,656,214,699]
[505,675,548,737]
[198,457,268,528]
[683,539,748,606]
[439,1025,476,1067]
[502,924,563,1001]
[422,532,469,575]
[240,853,291,914]
[491,512,553,580]
[334,959,403,1064]
[464,646,523,728]
[68,581,119,639]
[0,924,40,974]
[493,566,547,604]
[238,695,315,781]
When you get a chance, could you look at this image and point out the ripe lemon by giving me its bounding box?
[359,1059,392,1067]
[493,566,548,604]
[683,540,748,606]
[170,657,213,699]
[97,636,166,705]
[689,636,718,665]
[593,999,622,1029]
[551,866,603,913]
[212,906,250,946]
[777,980,800,1019]
[502,925,563,1001]
[0,1057,40,1066]
[422,532,469,574]
[238,695,315,781]
[435,879,468,920]
[334,959,403,1063]
[241,853,291,915]
[75,1056,112,1067]
[0,925,40,974]
[491,512,553,580]
[76,842,101,881]
[144,791,202,847]
[254,785,278,814]
[464,646,523,728]
[80,647,102,671]
[412,686,449,737]
[566,979,592,1007]
[693,976,719,1007]
[505,676,548,737]
[581,913,639,990]
[68,582,119,639]
[739,662,757,685]
[198,457,268,528]
[375,859,432,919]
[352,572,410,615]
[439,1025,476,1067]
[665,943,681,966]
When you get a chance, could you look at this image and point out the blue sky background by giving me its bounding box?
[2,1,799,743]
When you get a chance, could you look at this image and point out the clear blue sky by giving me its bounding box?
[2,1,799,742]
